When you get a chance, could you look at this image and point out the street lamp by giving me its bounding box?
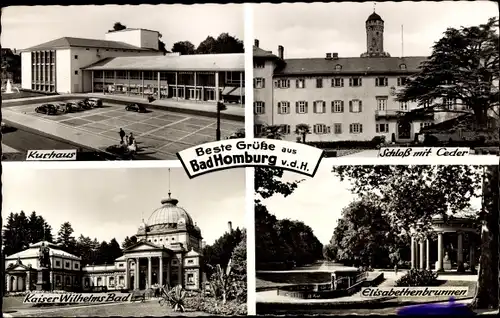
[216,101,227,141]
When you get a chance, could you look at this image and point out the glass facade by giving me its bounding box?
[31,50,56,92]
[91,70,245,105]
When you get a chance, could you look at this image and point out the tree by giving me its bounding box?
[157,33,168,55]
[56,222,77,254]
[122,236,137,250]
[171,41,196,55]
[203,227,244,277]
[214,33,244,54]
[230,230,247,303]
[295,123,311,143]
[397,17,499,128]
[27,211,49,244]
[255,167,303,200]
[110,22,127,32]
[470,166,498,309]
[196,36,217,54]
[332,165,498,309]
[2,211,29,255]
[257,125,284,140]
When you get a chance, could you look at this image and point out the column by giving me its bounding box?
[135,258,139,290]
[470,240,476,273]
[13,276,18,292]
[27,271,31,291]
[457,232,464,272]
[215,72,220,102]
[419,240,425,269]
[91,71,94,93]
[194,72,197,100]
[410,236,416,269]
[437,232,444,271]
[6,274,10,292]
[147,257,152,289]
[125,259,129,289]
[178,256,183,287]
[239,71,243,106]
[426,239,431,270]
[175,72,178,101]
[102,72,105,93]
[159,256,164,286]
[113,71,117,95]
[141,71,144,98]
[127,71,130,96]
[157,72,161,99]
[167,260,171,286]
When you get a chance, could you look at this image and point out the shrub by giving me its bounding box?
[395,269,439,287]
[184,294,247,316]
[423,134,440,146]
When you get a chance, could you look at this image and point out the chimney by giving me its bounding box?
[278,45,284,60]
[228,221,233,233]
[332,53,339,59]
[254,39,259,48]
[326,53,332,59]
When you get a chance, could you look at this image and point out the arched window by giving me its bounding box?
[335,64,342,71]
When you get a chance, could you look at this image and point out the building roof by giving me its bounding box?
[22,37,152,52]
[106,28,160,34]
[274,56,428,76]
[253,46,280,59]
[147,196,194,227]
[367,12,383,22]
[6,241,81,261]
[82,53,244,72]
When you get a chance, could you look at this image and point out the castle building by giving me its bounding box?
[253,12,472,143]
[20,29,244,106]
[4,194,209,292]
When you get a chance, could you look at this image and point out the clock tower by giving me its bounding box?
[361,11,391,58]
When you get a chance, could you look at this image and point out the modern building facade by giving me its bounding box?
[253,12,476,142]
[20,29,245,106]
[4,194,211,293]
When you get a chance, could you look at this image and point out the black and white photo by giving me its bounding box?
[1,4,245,161]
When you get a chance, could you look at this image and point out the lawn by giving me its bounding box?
[3,297,209,317]
[256,272,331,289]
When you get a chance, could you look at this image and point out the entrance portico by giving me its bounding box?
[123,242,175,290]
[410,215,478,273]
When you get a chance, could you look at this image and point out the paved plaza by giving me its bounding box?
[4,102,244,160]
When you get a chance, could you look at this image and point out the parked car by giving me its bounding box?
[125,103,147,113]
[227,128,245,139]
[35,104,60,115]
[64,101,84,113]
[78,99,93,110]
[84,98,103,107]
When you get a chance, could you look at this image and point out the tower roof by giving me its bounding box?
[367,12,383,22]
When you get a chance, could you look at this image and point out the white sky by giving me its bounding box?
[1,166,245,246]
[254,1,498,58]
[260,163,483,246]
[1,4,244,51]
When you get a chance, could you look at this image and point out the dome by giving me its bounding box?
[367,12,383,22]
[147,195,194,227]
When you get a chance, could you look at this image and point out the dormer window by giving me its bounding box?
[335,64,342,71]
[399,64,407,70]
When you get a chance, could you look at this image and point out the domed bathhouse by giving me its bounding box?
[4,193,209,292]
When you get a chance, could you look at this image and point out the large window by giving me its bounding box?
[332,78,344,87]
[375,77,388,87]
[376,123,389,133]
[399,101,409,111]
[296,79,306,89]
[313,124,329,134]
[349,123,363,134]
[349,77,362,87]
[316,78,323,88]
[254,78,265,89]
[129,71,140,79]
[277,101,290,114]
[349,100,363,113]
[376,97,387,111]
[280,124,291,134]
[332,100,344,113]
[275,79,290,88]
[296,101,308,114]
[397,77,408,86]
[313,101,326,113]
[334,123,342,134]
[254,101,265,114]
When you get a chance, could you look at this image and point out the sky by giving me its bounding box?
[254,1,498,58]
[1,4,244,51]
[1,166,246,246]
[260,163,483,246]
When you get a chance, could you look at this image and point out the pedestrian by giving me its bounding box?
[394,264,398,276]
[119,128,125,142]
[128,132,135,146]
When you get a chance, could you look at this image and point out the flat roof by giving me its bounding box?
[83,53,245,72]
[21,37,153,52]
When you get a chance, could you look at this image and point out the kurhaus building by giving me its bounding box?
[253,12,470,142]
[4,193,233,293]
[20,29,244,106]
